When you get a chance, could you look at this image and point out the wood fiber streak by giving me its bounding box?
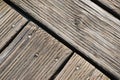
[0,22,72,80]
[55,53,109,80]
[0,1,27,53]
[98,0,120,15]
[10,0,120,79]
[10,0,120,78]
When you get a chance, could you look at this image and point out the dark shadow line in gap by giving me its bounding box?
[91,0,120,20]
[0,21,29,54]
[49,52,74,80]
[4,0,119,80]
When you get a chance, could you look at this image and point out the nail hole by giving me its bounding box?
[75,66,80,70]
[28,34,32,38]
[54,57,59,62]
[34,53,39,57]
[11,24,15,28]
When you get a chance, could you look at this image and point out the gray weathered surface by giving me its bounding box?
[0,0,27,52]
[55,53,109,80]
[10,0,120,79]
[98,0,120,15]
[0,22,72,80]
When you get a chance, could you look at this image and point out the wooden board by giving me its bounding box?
[0,22,72,80]
[98,0,120,15]
[10,0,120,79]
[55,53,109,80]
[0,1,27,52]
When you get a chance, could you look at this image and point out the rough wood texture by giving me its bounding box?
[0,22,72,80]
[98,0,120,15]
[10,0,120,79]
[55,53,109,80]
[0,1,27,52]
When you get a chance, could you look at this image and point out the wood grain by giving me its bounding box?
[10,0,120,79]
[0,1,27,52]
[55,53,109,80]
[98,0,120,15]
[0,22,72,80]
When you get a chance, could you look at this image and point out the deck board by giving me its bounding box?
[0,22,72,80]
[0,1,27,53]
[98,0,120,15]
[55,53,109,80]
[10,0,120,79]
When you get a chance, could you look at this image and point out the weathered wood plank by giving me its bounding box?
[98,0,120,15]
[55,53,109,80]
[10,0,120,79]
[0,22,72,80]
[0,1,27,52]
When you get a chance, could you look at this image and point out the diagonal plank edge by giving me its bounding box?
[97,0,120,15]
[55,53,109,80]
[0,22,72,80]
[0,1,27,63]
[10,0,120,79]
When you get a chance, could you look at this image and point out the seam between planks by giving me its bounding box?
[49,52,74,80]
[3,0,78,52]
[0,1,75,79]
[0,21,29,64]
[91,0,120,20]
[3,0,120,80]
